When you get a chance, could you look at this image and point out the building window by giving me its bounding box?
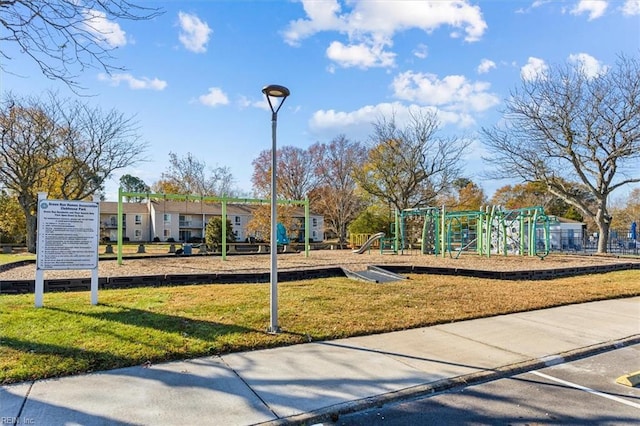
[235,216,241,225]
[135,214,142,225]
[312,218,318,227]
[163,213,171,223]
[134,229,141,238]
[163,229,171,238]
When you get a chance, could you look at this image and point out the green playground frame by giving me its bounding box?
[393,205,553,259]
[115,188,310,265]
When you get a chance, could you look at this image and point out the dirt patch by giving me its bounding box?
[1,250,638,281]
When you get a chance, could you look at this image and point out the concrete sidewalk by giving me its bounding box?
[2,297,639,426]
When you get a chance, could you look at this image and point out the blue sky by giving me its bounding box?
[3,0,639,201]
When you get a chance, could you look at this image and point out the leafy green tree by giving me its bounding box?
[348,206,392,235]
[119,174,150,202]
[205,217,235,251]
[482,55,640,253]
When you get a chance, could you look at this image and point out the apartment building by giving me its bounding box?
[99,200,325,243]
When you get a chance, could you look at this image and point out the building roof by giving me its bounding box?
[150,200,254,215]
[100,201,148,214]
[553,216,585,225]
[99,200,321,217]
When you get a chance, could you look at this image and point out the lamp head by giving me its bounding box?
[262,84,290,115]
[262,84,290,98]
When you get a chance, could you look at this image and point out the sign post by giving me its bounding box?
[35,193,100,307]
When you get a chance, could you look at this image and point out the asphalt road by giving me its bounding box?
[335,345,640,425]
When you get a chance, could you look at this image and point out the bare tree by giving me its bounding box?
[355,109,470,211]
[309,135,367,247]
[153,152,235,196]
[251,146,317,200]
[482,55,640,253]
[1,0,162,88]
[0,91,147,252]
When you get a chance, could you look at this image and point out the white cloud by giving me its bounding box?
[326,41,396,68]
[238,95,271,110]
[568,53,608,78]
[571,0,608,20]
[516,0,553,13]
[477,58,496,74]
[283,0,344,47]
[532,0,552,8]
[521,57,548,81]
[284,0,487,69]
[178,12,212,53]
[98,73,167,90]
[413,44,429,59]
[84,10,127,47]
[309,102,472,138]
[391,71,500,114]
[198,87,229,107]
[622,0,640,15]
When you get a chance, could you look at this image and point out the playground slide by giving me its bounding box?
[352,232,385,254]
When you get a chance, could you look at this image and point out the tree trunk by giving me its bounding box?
[17,193,38,254]
[26,213,37,254]
[595,206,611,254]
[597,222,610,254]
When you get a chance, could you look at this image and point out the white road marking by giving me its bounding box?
[531,371,640,410]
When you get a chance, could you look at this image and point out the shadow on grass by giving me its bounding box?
[45,304,262,342]
[1,305,267,384]
[1,336,137,382]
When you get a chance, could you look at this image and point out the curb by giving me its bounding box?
[262,334,640,426]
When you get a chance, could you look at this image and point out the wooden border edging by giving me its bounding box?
[0,263,637,295]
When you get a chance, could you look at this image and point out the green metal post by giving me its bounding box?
[532,209,539,256]
[305,197,310,257]
[420,211,428,255]
[498,211,505,256]
[477,209,484,255]
[441,205,446,257]
[117,187,123,265]
[434,209,440,256]
[221,200,227,260]
[394,208,400,253]
[519,212,525,255]
[486,205,495,258]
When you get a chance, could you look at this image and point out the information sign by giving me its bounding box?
[37,199,100,270]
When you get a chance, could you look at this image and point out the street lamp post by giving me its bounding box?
[262,84,290,334]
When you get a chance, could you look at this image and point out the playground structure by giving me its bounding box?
[352,232,385,254]
[352,205,553,258]
[116,189,310,265]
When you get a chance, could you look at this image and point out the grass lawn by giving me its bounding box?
[0,252,35,265]
[1,270,639,385]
